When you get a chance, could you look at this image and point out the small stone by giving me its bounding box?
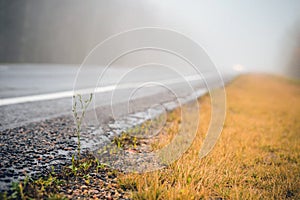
[89,189,99,194]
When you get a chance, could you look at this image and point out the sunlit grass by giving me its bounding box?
[119,74,300,199]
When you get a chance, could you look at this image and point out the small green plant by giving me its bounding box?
[34,175,64,194]
[67,154,95,177]
[68,154,79,176]
[113,132,139,149]
[94,158,109,173]
[72,93,93,159]
[9,181,24,200]
[7,176,31,200]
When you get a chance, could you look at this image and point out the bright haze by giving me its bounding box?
[1,0,300,78]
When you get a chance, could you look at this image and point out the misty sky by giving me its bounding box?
[1,0,300,76]
[141,0,300,74]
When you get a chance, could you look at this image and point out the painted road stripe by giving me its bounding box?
[0,75,204,106]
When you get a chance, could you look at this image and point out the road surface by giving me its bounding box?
[0,64,232,130]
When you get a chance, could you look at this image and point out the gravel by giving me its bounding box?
[0,115,77,191]
[0,113,133,199]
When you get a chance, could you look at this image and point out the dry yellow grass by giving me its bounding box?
[119,74,300,199]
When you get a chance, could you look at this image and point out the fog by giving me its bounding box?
[283,22,300,79]
[1,0,300,78]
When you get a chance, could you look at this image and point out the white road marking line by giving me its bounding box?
[0,75,203,106]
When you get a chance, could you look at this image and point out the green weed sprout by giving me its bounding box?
[72,93,93,159]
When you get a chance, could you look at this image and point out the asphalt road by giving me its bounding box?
[0,64,233,131]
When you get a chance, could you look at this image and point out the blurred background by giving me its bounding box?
[0,0,299,78]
